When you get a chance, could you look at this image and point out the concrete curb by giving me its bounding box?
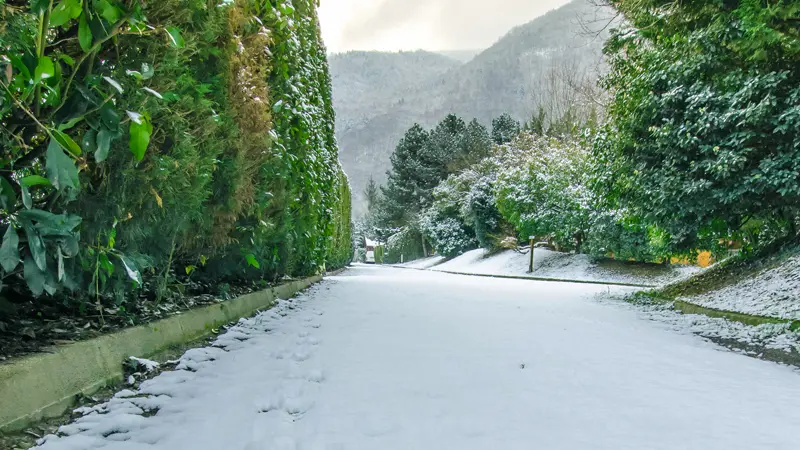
[0,274,323,433]
[389,265,655,288]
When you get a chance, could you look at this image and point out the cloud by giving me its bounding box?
[322,0,573,52]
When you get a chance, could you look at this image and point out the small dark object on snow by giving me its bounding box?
[520,363,526,369]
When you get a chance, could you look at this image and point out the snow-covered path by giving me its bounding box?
[38,266,800,450]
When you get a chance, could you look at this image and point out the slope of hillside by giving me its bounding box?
[436,49,483,63]
[332,0,611,216]
[329,51,462,133]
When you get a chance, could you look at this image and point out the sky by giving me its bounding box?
[318,0,573,53]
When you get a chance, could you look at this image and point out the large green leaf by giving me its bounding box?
[99,252,114,276]
[81,129,97,154]
[49,0,82,28]
[0,177,15,209]
[30,0,50,14]
[45,138,80,191]
[53,129,82,156]
[245,253,260,269]
[96,129,112,162]
[22,223,47,272]
[21,184,32,209]
[165,27,185,48]
[0,226,20,273]
[18,210,82,237]
[78,14,93,52]
[129,113,152,161]
[100,104,120,131]
[20,175,51,187]
[23,254,45,296]
[34,57,55,82]
[98,0,121,23]
[60,235,80,258]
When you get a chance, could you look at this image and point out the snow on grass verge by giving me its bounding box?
[678,254,800,321]
[598,292,800,359]
[397,255,446,269]
[33,293,324,450]
[432,248,700,286]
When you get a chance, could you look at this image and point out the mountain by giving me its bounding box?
[435,49,483,63]
[329,51,462,134]
[331,0,612,216]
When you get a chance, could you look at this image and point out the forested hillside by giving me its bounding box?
[333,0,610,215]
[0,0,350,332]
[329,51,461,139]
[358,0,800,273]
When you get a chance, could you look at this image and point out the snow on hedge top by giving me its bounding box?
[680,254,800,320]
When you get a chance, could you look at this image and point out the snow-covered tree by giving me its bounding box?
[491,114,521,145]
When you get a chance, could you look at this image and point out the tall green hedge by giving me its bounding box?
[326,168,354,270]
[0,0,350,305]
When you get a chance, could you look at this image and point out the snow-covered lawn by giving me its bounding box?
[431,248,699,286]
[680,254,800,320]
[397,255,446,269]
[36,267,800,450]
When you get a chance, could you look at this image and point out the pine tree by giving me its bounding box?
[364,177,379,211]
[459,119,493,169]
[421,114,467,179]
[491,113,521,145]
[379,124,431,227]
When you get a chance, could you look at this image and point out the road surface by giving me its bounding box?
[37,266,800,449]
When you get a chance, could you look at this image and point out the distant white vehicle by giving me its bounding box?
[365,238,379,264]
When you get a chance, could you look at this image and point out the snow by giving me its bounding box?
[35,267,800,450]
[432,248,700,285]
[128,357,160,373]
[680,254,800,320]
[397,255,446,269]
[598,293,800,355]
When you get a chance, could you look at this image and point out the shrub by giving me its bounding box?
[596,0,800,251]
[385,226,426,264]
[495,133,591,252]
[0,0,350,307]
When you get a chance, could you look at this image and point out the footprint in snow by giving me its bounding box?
[297,336,321,346]
[283,396,314,417]
[305,369,325,383]
[291,350,312,362]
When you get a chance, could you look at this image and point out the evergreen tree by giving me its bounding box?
[421,114,468,180]
[491,113,521,145]
[379,124,431,227]
[459,119,493,169]
[364,177,379,211]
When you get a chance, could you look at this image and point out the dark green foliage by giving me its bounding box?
[377,114,491,250]
[364,177,379,211]
[467,179,504,250]
[595,0,800,251]
[326,169,354,270]
[379,124,432,226]
[385,225,426,264]
[491,113,520,145]
[1,0,350,306]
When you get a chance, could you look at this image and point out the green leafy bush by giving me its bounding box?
[1,0,350,307]
[495,133,591,252]
[385,226,426,264]
[595,0,800,251]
